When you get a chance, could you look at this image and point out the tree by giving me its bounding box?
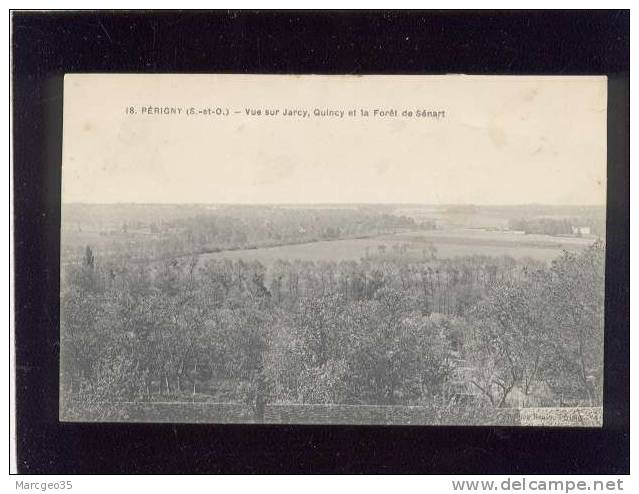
[465,279,550,407]
[541,242,605,405]
[405,313,459,402]
[84,245,94,269]
[341,289,425,404]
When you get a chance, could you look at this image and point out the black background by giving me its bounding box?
[12,10,630,474]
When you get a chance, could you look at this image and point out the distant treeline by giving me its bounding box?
[62,206,417,263]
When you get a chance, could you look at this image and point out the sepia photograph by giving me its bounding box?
[59,74,607,426]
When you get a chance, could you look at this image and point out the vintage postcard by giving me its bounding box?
[60,74,606,425]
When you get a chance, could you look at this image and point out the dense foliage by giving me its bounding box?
[61,240,605,419]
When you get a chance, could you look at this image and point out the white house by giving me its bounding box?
[572,226,591,235]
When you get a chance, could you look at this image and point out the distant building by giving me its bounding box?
[572,226,591,236]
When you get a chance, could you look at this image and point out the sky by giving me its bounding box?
[62,74,607,205]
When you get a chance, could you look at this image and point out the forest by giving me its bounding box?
[61,204,420,263]
[60,217,605,420]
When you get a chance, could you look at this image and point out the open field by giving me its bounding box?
[60,203,605,267]
[196,228,598,265]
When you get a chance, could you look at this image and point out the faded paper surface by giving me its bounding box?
[60,75,606,426]
[62,74,606,205]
